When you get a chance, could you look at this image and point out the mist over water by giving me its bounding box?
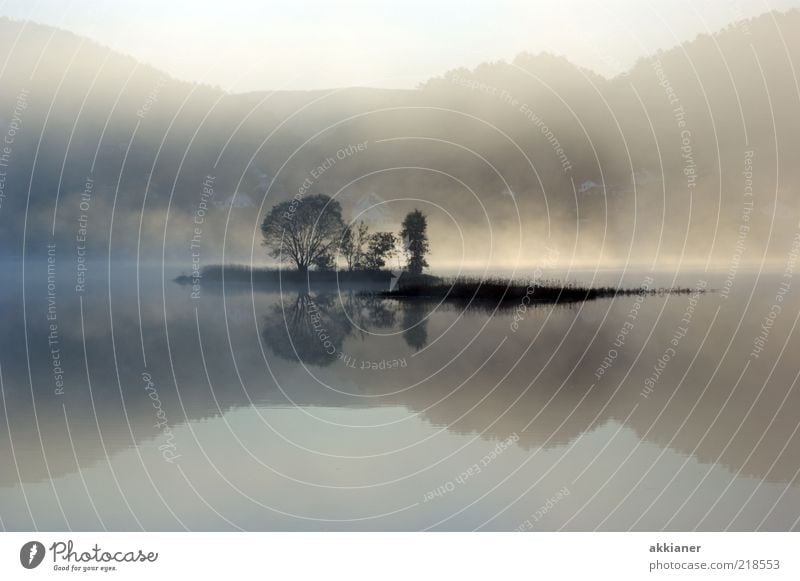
[1,5,800,534]
[0,264,798,530]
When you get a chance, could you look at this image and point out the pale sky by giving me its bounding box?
[2,0,798,92]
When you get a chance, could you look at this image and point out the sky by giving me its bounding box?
[1,0,798,92]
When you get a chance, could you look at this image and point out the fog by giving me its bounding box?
[0,12,799,273]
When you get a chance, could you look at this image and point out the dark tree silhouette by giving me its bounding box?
[261,194,345,275]
[400,209,429,275]
[363,231,397,270]
[312,251,335,271]
[339,221,369,270]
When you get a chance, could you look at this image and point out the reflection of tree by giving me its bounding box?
[261,293,351,366]
[344,293,398,330]
[262,293,429,364]
[402,302,428,351]
[6,282,800,492]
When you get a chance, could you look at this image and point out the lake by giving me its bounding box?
[0,263,799,531]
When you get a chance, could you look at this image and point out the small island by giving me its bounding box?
[176,193,699,304]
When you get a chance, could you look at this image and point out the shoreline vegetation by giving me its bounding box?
[176,265,704,304]
[378,276,701,304]
[175,264,402,288]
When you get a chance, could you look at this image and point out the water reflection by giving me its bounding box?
[0,268,798,530]
[261,292,427,366]
[402,303,429,351]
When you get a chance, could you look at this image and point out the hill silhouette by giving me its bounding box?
[0,12,797,268]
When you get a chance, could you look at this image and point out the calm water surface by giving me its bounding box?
[1,264,799,530]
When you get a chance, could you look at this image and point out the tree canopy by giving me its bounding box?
[400,209,430,275]
[260,194,345,274]
[262,197,430,275]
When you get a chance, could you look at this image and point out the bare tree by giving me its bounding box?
[261,194,345,275]
[339,220,370,270]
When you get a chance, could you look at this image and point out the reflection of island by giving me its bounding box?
[261,292,428,367]
[402,303,428,351]
[261,294,352,367]
[180,265,697,307]
[2,274,800,492]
